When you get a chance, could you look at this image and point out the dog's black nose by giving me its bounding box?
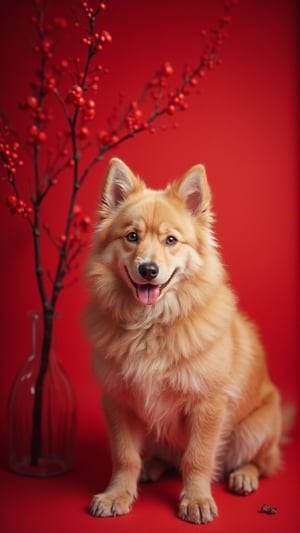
[138,262,159,281]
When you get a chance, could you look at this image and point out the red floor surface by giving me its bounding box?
[1,426,299,533]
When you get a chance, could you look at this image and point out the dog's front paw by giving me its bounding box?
[89,490,135,518]
[178,494,218,524]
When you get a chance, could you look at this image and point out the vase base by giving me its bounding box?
[10,457,71,477]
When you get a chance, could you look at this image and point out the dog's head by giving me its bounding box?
[87,158,218,310]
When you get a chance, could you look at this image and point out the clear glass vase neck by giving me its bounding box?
[28,311,60,359]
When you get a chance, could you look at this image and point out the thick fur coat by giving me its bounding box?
[84,158,282,524]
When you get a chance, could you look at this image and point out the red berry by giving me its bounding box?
[37,131,47,143]
[6,195,17,208]
[72,84,83,96]
[81,216,91,230]
[91,83,99,92]
[189,77,198,87]
[73,205,82,216]
[60,59,69,70]
[77,126,90,140]
[26,96,38,109]
[100,30,112,44]
[167,105,175,116]
[161,61,174,77]
[85,99,95,109]
[41,39,52,53]
[98,130,111,145]
[28,124,38,137]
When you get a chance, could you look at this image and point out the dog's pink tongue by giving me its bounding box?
[137,284,160,305]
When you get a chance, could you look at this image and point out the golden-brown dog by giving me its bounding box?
[84,158,282,524]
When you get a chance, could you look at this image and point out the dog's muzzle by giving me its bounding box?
[125,266,177,305]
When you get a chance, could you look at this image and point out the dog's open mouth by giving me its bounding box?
[125,267,177,305]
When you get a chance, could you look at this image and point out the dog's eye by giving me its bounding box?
[166,235,177,246]
[126,231,139,242]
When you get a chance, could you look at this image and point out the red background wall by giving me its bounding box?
[0,1,298,531]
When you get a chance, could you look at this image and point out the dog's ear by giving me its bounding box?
[174,164,211,216]
[100,158,144,215]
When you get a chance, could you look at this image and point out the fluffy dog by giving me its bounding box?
[84,158,282,524]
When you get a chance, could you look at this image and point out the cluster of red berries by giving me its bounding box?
[86,64,109,93]
[20,95,49,114]
[97,129,119,147]
[31,15,68,33]
[6,195,32,218]
[31,38,54,59]
[66,84,96,119]
[147,61,189,116]
[51,205,91,247]
[79,1,111,53]
[72,204,92,231]
[124,101,147,134]
[149,61,174,90]
[97,98,152,148]
[30,12,68,58]
[52,58,69,76]
[198,9,233,65]
[144,61,191,117]
[0,133,24,178]
[166,92,189,116]
[19,95,54,145]
[67,208,91,264]
[80,29,112,52]
[27,124,48,145]
[0,125,32,219]
[81,1,107,20]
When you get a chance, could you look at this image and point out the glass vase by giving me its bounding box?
[8,312,76,476]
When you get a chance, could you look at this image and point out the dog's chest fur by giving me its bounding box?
[92,322,227,451]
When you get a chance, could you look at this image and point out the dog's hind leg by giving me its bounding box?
[228,463,260,495]
[226,387,282,496]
